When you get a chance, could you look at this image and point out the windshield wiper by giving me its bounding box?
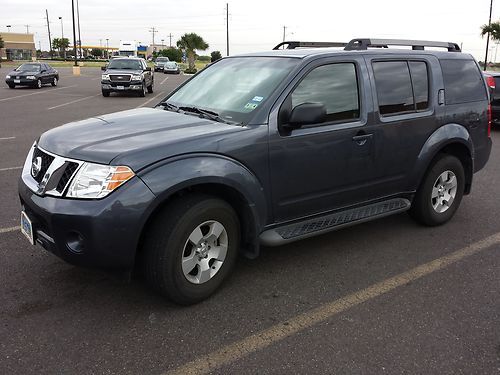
[158,102,180,112]
[178,106,236,125]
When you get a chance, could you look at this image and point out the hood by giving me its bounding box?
[104,69,143,75]
[38,108,246,171]
[8,69,39,76]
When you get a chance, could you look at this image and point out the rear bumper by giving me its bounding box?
[19,176,156,270]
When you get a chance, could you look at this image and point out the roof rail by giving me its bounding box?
[344,38,461,52]
[273,41,347,50]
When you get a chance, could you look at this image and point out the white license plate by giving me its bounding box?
[117,85,125,90]
[14,79,21,83]
[20,211,35,245]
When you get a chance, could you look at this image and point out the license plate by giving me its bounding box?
[14,79,20,83]
[20,211,35,245]
[117,85,124,90]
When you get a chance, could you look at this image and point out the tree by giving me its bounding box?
[176,33,209,73]
[211,51,222,62]
[52,38,70,58]
[91,48,103,57]
[481,22,500,42]
[0,36,4,67]
[158,47,183,62]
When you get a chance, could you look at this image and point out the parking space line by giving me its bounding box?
[0,85,78,102]
[0,226,20,234]
[166,231,500,375]
[47,94,101,110]
[160,77,169,85]
[0,136,16,140]
[0,166,22,172]
[136,91,165,108]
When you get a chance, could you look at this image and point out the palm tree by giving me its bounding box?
[481,22,500,42]
[176,33,209,73]
[52,37,70,58]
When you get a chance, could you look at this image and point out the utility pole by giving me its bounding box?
[99,38,102,47]
[283,26,287,43]
[149,27,157,49]
[226,3,229,56]
[46,10,53,58]
[168,33,173,47]
[484,0,494,71]
[106,38,109,59]
[71,0,78,66]
[59,16,66,59]
[25,24,30,34]
[76,0,82,58]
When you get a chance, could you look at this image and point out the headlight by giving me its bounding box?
[6,75,10,79]
[27,75,36,80]
[101,74,110,80]
[66,163,135,199]
[131,74,142,80]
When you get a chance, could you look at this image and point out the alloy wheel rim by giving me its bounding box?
[53,78,57,86]
[181,220,228,284]
[431,170,457,213]
[38,80,41,88]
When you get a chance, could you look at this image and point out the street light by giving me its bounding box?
[106,38,109,59]
[58,16,66,59]
[6,25,11,32]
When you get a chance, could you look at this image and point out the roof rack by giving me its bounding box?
[344,38,461,52]
[273,41,347,50]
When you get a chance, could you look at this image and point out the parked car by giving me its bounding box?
[154,57,170,72]
[19,38,492,305]
[5,62,59,89]
[100,57,153,97]
[163,61,181,74]
[484,71,500,126]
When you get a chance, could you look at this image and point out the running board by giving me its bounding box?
[260,198,411,246]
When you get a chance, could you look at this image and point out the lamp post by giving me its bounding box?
[59,16,66,59]
[71,0,78,67]
[106,38,109,59]
[6,25,11,32]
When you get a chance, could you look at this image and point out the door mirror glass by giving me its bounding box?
[101,66,106,71]
[287,103,326,129]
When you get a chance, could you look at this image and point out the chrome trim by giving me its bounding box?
[21,144,84,197]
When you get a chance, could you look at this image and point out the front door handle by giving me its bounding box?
[352,133,373,146]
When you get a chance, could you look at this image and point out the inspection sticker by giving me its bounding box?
[252,96,264,102]
[244,103,259,110]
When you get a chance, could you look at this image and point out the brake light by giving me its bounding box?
[488,103,492,137]
[486,75,496,90]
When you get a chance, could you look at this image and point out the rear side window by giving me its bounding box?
[440,59,487,104]
[409,62,429,110]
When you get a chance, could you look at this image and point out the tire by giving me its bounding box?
[409,154,465,226]
[143,194,240,305]
[139,82,146,97]
[35,79,42,89]
[102,90,110,97]
[51,77,58,86]
[147,80,153,93]
[8,84,15,89]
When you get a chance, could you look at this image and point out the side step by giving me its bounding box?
[260,198,411,246]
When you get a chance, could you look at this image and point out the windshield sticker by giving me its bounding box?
[244,103,259,110]
[251,96,264,102]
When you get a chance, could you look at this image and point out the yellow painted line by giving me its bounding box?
[167,231,500,375]
[0,226,20,234]
[0,85,78,102]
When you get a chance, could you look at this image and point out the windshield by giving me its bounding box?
[17,63,41,72]
[165,57,299,124]
[157,58,169,62]
[107,59,142,70]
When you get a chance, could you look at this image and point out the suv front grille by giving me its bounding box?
[56,162,79,193]
[110,74,131,82]
[32,147,55,183]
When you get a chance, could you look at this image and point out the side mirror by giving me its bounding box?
[286,103,326,130]
[101,66,106,71]
[145,67,152,72]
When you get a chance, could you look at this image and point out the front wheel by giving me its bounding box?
[143,194,240,305]
[147,80,153,93]
[51,77,58,86]
[101,90,110,97]
[409,155,465,226]
[138,82,146,97]
[35,79,42,89]
[8,84,15,89]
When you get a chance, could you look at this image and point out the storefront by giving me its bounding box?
[0,32,36,61]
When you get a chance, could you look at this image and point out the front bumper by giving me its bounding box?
[19,176,156,270]
[101,80,143,91]
[6,78,37,86]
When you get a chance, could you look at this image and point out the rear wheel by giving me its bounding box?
[409,154,465,226]
[143,194,240,305]
[147,80,153,93]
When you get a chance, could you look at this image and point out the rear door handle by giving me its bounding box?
[352,133,373,146]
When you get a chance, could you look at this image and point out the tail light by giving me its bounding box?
[487,103,492,137]
[486,75,496,91]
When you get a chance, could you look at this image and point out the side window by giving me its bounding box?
[409,62,429,110]
[373,61,414,116]
[290,63,360,124]
[440,59,487,104]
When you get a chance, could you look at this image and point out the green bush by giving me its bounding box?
[184,68,197,74]
[197,55,211,62]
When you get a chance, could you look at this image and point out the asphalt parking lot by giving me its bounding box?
[0,66,499,375]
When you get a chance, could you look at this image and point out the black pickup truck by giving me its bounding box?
[100,57,153,97]
[20,38,492,305]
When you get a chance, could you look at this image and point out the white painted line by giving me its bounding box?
[0,166,22,172]
[167,231,500,375]
[0,226,20,234]
[160,76,169,85]
[0,137,16,140]
[136,91,165,108]
[0,85,78,102]
[47,94,101,110]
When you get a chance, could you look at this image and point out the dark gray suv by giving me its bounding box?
[19,38,492,304]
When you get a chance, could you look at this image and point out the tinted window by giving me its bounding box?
[409,62,429,110]
[291,63,359,123]
[373,61,414,116]
[441,59,487,104]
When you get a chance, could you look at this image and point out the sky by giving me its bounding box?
[1,0,498,61]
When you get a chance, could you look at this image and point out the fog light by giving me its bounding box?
[66,231,85,254]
